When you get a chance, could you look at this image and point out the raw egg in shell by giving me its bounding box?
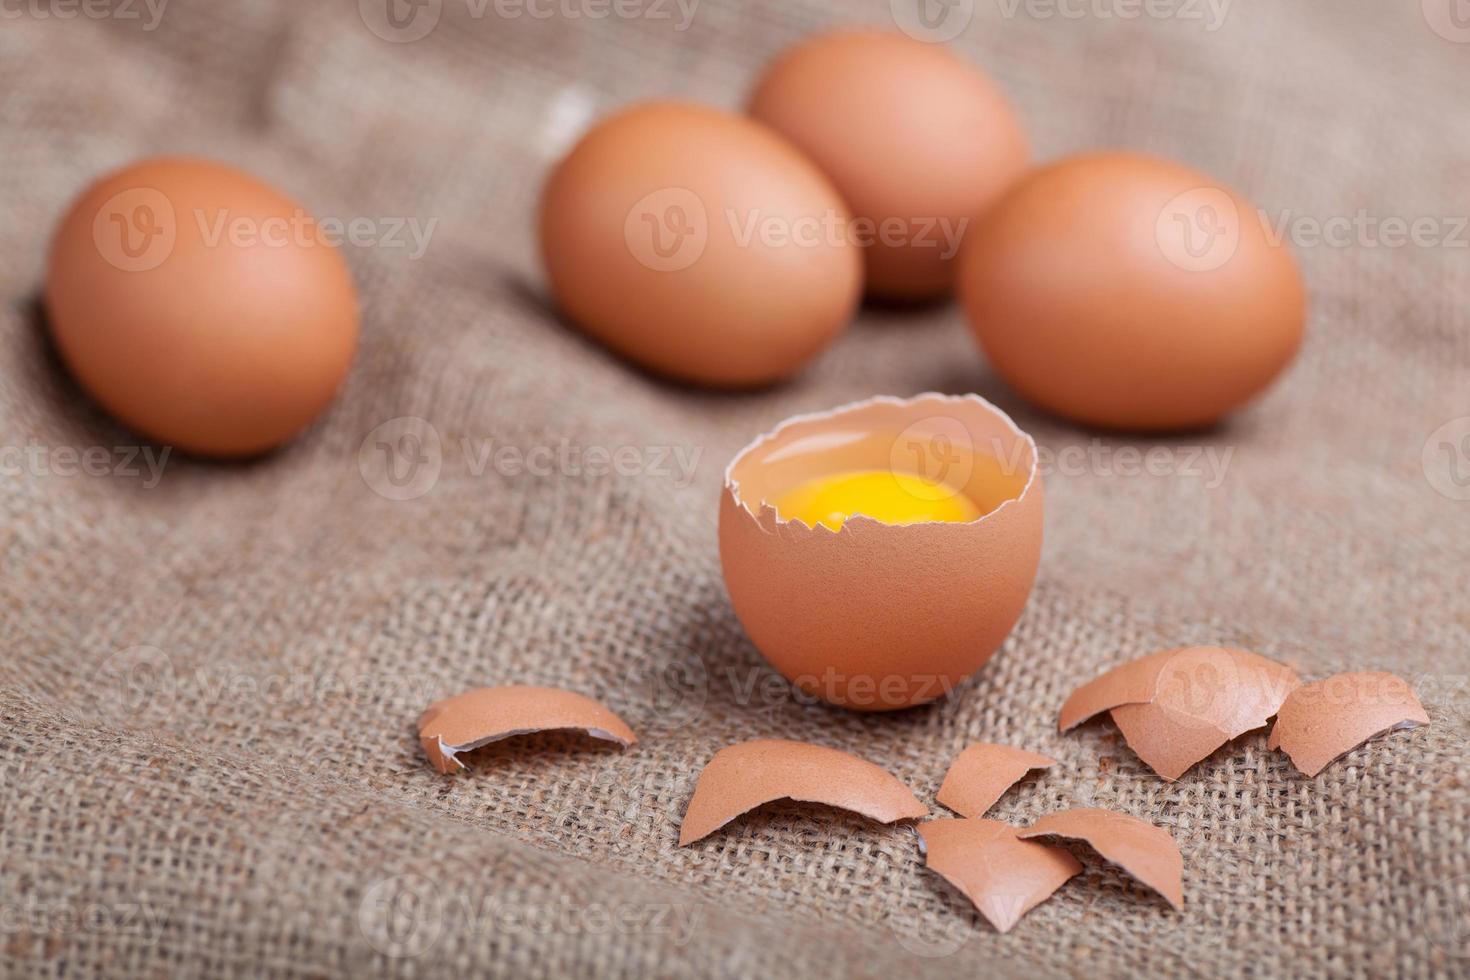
[718,393,1043,711]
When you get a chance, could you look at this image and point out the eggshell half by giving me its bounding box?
[719,393,1043,710]
[936,743,1057,818]
[678,739,927,846]
[1060,646,1301,780]
[1017,807,1184,911]
[917,818,1081,934]
[418,686,637,774]
[1268,671,1430,777]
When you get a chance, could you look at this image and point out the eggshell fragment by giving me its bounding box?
[1058,648,1179,732]
[916,818,1081,934]
[1060,646,1301,779]
[418,686,636,774]
[936,743,1057,818]
[1268,671,1430,777]
[720,393,1043,710]
[1017,808,1184,911]
[679,739,927,846]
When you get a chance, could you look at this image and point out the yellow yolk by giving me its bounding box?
[771,469,983,531]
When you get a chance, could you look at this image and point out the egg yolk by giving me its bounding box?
[771,469,983,531]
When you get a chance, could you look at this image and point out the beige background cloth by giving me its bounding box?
[3,1,1468,976]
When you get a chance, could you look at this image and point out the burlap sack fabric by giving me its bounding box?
[2,1,1467,976]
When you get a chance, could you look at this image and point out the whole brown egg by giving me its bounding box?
[958,153,1306,430]
[45,158,359,457]
[539,102,862,388]
[749,31,1029,301]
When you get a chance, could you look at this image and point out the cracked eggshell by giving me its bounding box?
[936,743,1057,818]
[917,818,1081,934]
[1268,671,1430,777]
[1060,646,1301,780]
[679,738,927,846]
[1018,807,1184,911]
[719,393,1042,711]
[418,685,636,774]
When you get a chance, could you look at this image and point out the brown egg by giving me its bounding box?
[749,31,1028,300]
[719,393,1043,711]
[958,152,1306,430]
[45,158,359,457]
[539,102,861,388]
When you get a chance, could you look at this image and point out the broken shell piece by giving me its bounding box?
[936,743,1057,818]
[418,685,637,774]
[1058,648,1178,731]
[1268,671,1430,777]
[679,739,927,846]
[1060,647,1301,779]
[918,818,1081,933]
[1017,807,1184,911]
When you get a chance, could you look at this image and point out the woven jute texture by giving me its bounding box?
[3,1,1468,977]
